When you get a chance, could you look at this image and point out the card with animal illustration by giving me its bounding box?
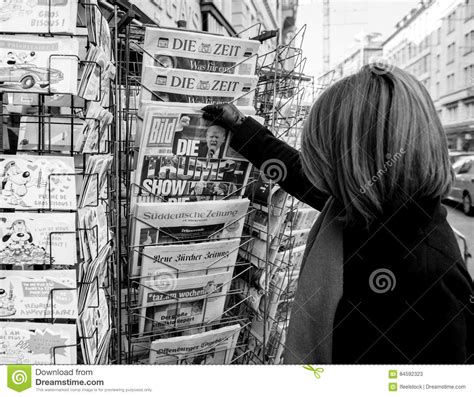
[0,213,76,267]
[0,270,77,319]
[0,155,76,210]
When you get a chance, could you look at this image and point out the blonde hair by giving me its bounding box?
[300,65,452,224]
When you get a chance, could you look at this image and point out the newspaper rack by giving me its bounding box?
[109,6,317,364]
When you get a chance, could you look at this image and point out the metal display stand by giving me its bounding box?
[111,1,318,364]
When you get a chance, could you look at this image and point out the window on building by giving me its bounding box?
[466,102,474,119]
[447,42,456,63]
[436,81,440,98]
[465,64,474,86]
[466,0,474,21]
[447,73,455,92]
[446,105,458,122]
[437,27,441,44]
[422,77,431,90]
[447,10,456,33]
[419,55,430,74]
[436,54,441,71]
[465,31,474,55]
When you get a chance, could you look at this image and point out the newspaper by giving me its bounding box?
[280,228,311,251]
[140,67,258,106]
[246,208,286,240]
[0,0,78,34]
[0,35,79,94]
[138,270,232,335]
[149,324,241,364]
[133,103,255,203]
[136,237,240,277]
[0,270,77,319]
[245,177,289,216]
[239,235,278,268]
[0,155,76,210]
[0,212,76,267]
[0,321,77,364]
[274,244,306,269]
[248,271,288,341]
[287,207,320,231]
[142,27,259,75]
[130,199,249,272]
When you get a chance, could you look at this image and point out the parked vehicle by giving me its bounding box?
[451,227,471,267]
[448,151,474,164]
[0,64,63,89]
[446,155,474,215]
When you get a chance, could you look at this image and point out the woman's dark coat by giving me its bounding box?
[231,117,474,364]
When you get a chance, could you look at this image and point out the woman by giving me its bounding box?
[202,65,474,364]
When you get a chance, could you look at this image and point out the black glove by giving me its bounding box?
[201,103,247,131]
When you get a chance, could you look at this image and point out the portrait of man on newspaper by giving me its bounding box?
[171,113,227,159]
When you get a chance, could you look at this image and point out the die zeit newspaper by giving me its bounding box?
[140,67,258,106]
[132,103,255,203]
[149,324,241,364]
[142,27,260,75]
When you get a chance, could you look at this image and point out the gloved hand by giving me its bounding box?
[201,103,247,131]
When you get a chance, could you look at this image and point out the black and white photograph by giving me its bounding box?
[0,0,473,396]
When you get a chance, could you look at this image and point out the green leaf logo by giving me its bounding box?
[7,365,32,392]
[302,364,324,379]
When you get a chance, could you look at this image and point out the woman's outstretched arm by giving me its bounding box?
[230,116,328,210]
[202,103,328,210]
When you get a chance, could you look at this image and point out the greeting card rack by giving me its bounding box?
[0,0,117,365]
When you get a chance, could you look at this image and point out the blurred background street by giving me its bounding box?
[446,203,474,278]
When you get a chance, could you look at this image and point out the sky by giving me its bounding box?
[296,0,420,78]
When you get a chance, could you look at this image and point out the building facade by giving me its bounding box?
[383,0,474,150]
[333,34,384,80]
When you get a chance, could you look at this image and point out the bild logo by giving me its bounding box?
[7,365,32,392]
